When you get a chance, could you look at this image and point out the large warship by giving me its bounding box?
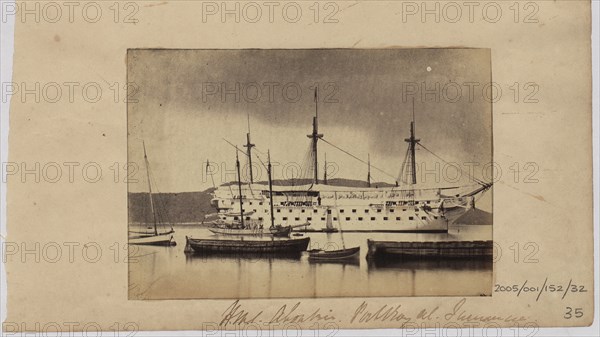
[210,90,492,233]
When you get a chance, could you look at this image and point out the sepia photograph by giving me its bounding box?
[127,48,494,299]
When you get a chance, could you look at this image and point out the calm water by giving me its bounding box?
[128,225,492,299]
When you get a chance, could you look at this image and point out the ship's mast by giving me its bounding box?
[235,148,245,228]
[267,151,275,228]
[307,87,323,184]
[404,98,420,185]
[367,153,371,187]
[243,112,255,184]
[323,153,328,185]
[142,141,159,236]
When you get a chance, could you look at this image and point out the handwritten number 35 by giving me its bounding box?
[564,307,583,319]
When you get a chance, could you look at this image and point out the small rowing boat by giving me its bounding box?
[308,246,360,261]
[308,200,359,261]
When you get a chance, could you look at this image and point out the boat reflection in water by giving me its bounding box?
[367,256,493,271]
[184,251,305,264]
[307,252,360,266]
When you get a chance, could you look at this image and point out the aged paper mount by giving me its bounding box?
[1,0,597,333]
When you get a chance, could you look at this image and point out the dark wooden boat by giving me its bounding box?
[367,239,493,260]
[308,246,360,260]
[185,236,310,255]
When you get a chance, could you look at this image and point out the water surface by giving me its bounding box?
[128,225,492,299]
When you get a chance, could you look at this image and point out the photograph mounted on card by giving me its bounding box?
[126,48,494,300]
[3,0,594,332]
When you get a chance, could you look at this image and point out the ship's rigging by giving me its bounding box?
[220,87,492,205]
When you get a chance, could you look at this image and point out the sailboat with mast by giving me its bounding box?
[129,142,176,246]
[309,201,360,261]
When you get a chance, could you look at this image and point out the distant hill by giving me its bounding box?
[128,178,394,224]
[223,178,396,188]
[128,188,216,224]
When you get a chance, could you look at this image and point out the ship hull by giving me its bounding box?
[185,236,310,255]
[129,233,176,246]
[210,184,477,232]
[295,217,448,233]
[367,239,493,260]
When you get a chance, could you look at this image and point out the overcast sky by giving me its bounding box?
[127,48,492,194]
